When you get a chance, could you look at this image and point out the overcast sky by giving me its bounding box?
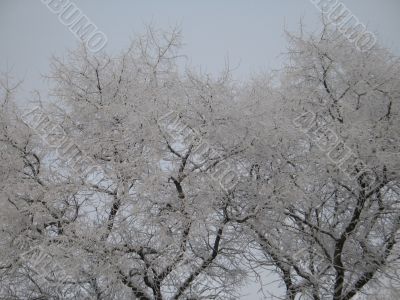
[1,0,400,99]
[1,1,399,298]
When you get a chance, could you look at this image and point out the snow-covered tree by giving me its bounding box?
[240,23,400,299]
[0,23,399,300]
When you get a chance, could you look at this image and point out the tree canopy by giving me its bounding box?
[0,24,399,300]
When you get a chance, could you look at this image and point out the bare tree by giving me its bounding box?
[239,23,400,299]
[0,23,399,300]
[0,27,250,300]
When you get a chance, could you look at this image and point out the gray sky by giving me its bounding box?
[1,0,399,98]
[1,0,399,298]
